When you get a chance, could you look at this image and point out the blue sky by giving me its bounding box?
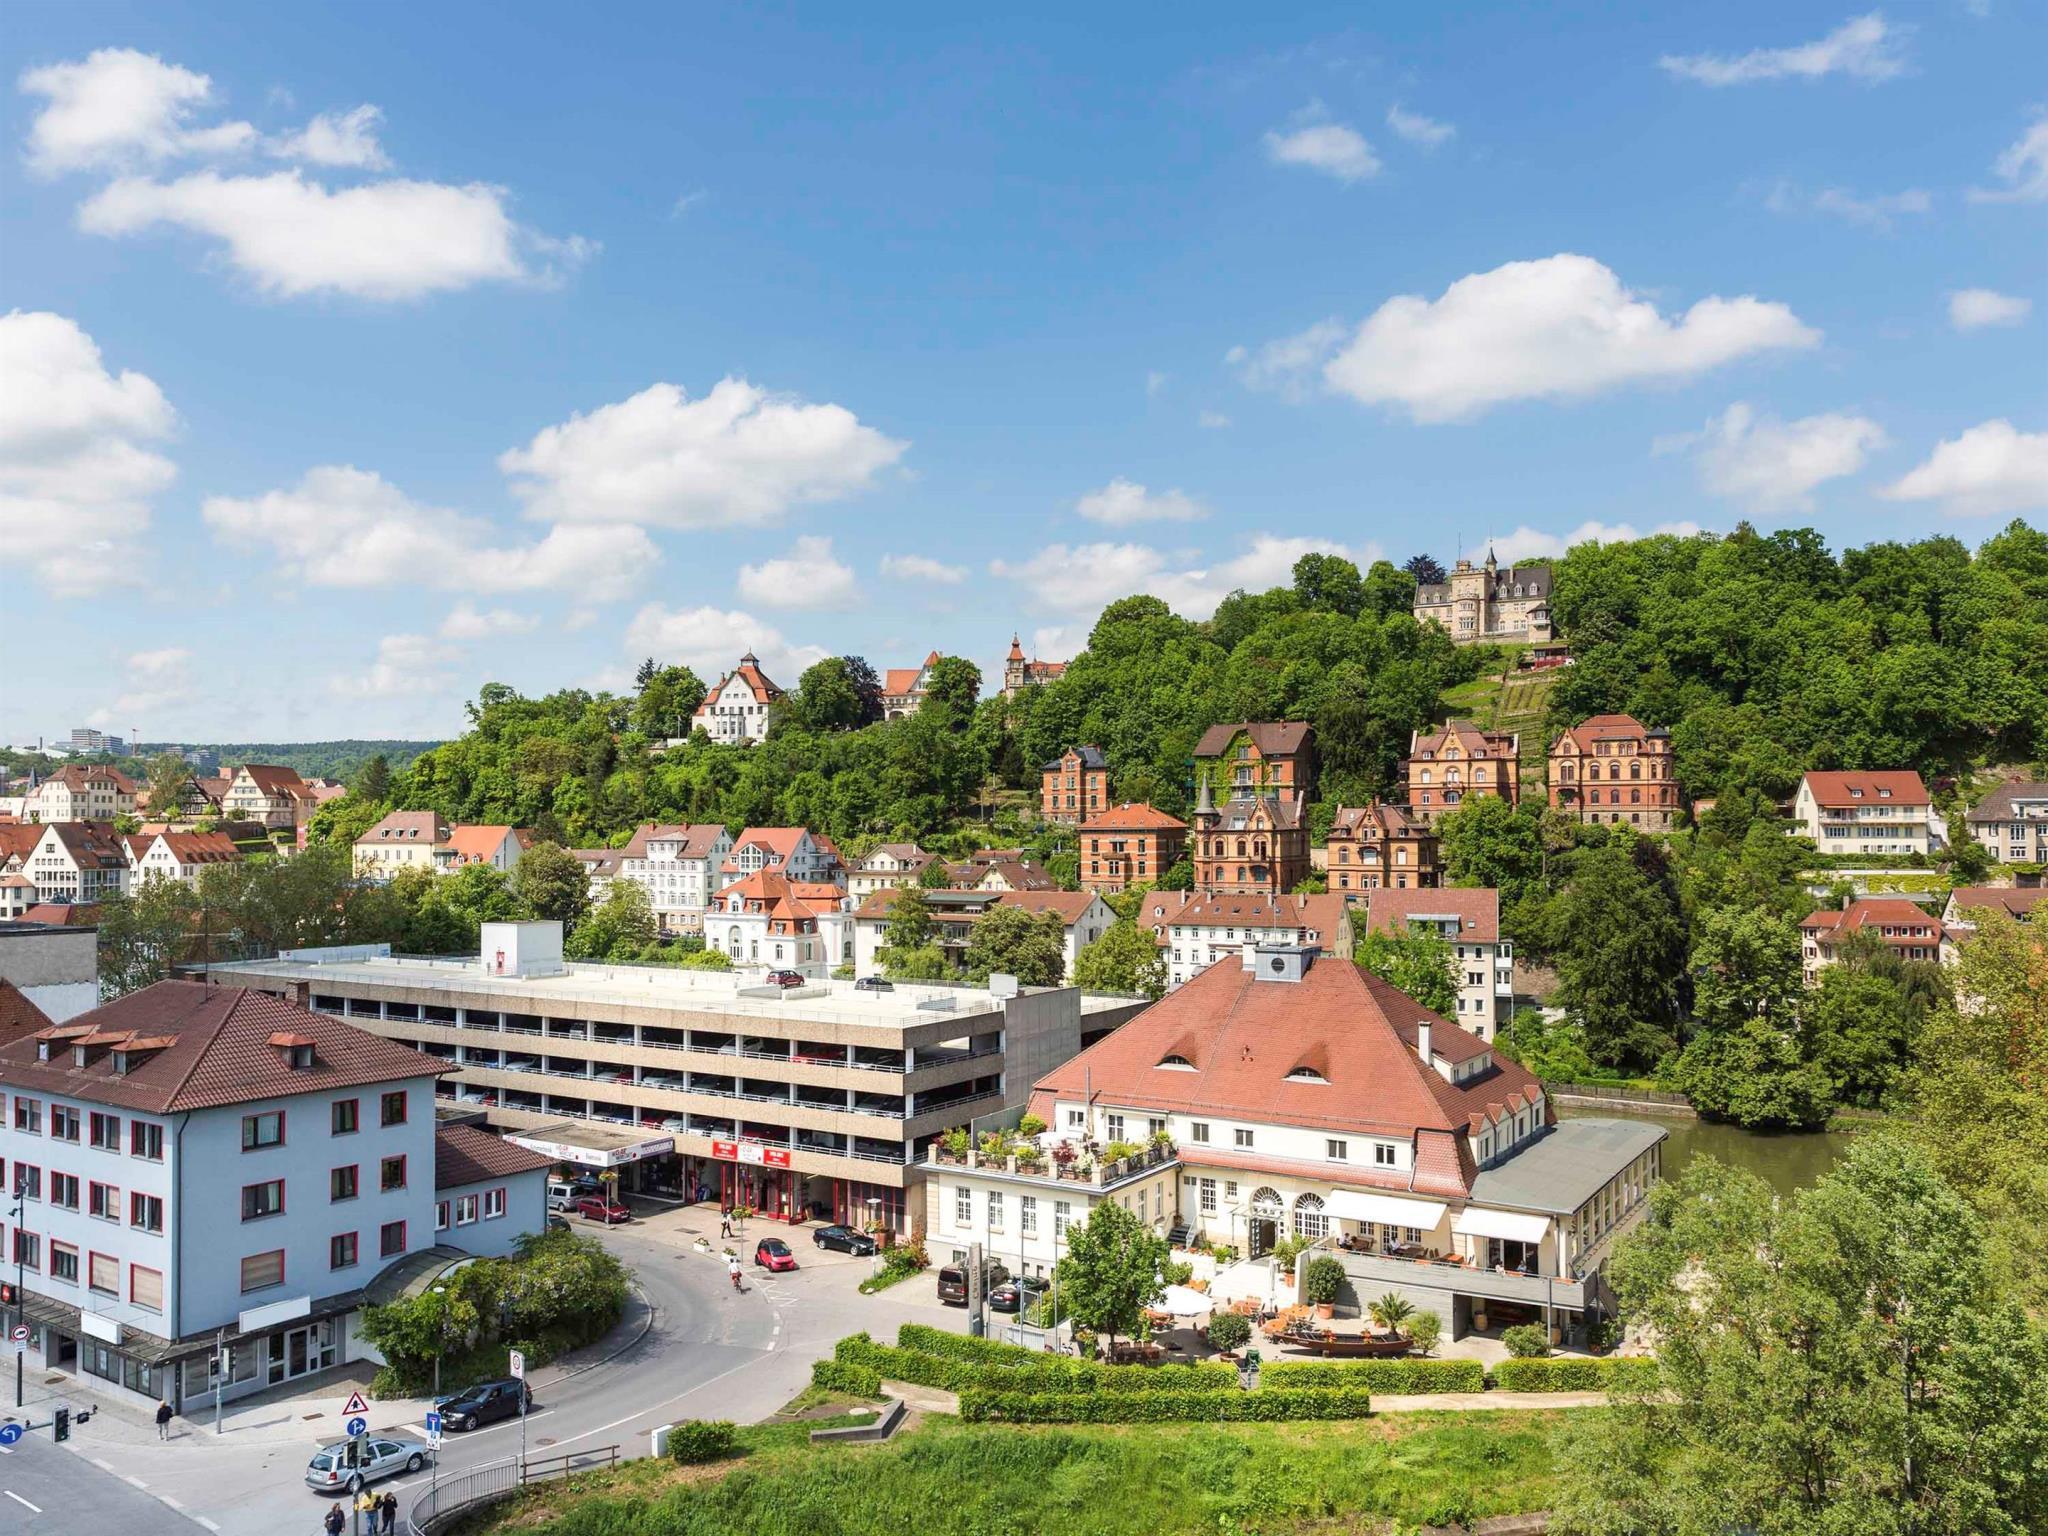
[4,4,2043,743]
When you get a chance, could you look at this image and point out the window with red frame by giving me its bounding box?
[14,1231,40,1271]
[379,1220,406,1258]
[240,1250,284,1292]
[130,1120,164,1160]
[88,1113,120,1151]
[241,1180,285,1221]
[50,1172,79,1210]
[379,1155,406,1193]
[87,1182,119,1221]
[330,1165,359,1201]
[130,1192,163,1233]
[379,1091,407,1127]
[49,1105,79,1142]
[331,1098,359,1135]
[330,1232,358,1270]
[241,1111,285,1151]
[130,1265,164,1312]
[88,1251,117,1296]
[13,1098,41,1134]
[49,1241,79,1284]
[13,1166,39,1201]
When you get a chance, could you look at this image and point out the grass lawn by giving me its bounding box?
[460,1408,1574,1535]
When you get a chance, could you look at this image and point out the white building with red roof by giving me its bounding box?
[1012,943,1664,1342]
[22,764,139,824]
[850,888,1112,982]
[721,827,843,889]
[434,825,533,875]
[692,652,785,744]
[1792,771,1934,856]
[880,652,942,720]
[707,870,855,975]
[1361,888,1514,1040]
[1798,897,1941,983]
[1138,890,1352,992]
[611,823,733,932]
[128,830,246,887]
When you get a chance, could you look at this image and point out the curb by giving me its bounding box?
[536,1280,657,1388]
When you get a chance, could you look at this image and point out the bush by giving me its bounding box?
[1501,1324,1551,1359]
[1302,1255,1347,1307]
[1261,1358,1485,1394]
[667,1420,739,1463]
[895,1324,1037,1365]
[833,1331,1238,1395]
[1408,1312,1442,1357]
[809,1358,882,1397]
[1490,1355,1662,1392]
[959,1387,1372,1424]
[1205,1312,1252,1353]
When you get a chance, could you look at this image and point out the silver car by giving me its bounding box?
[306,1435,432,1494]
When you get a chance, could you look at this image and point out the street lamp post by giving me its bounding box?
[9,1172,26,1408]
[430,1285,447,1398]
[866,1197,882,1282]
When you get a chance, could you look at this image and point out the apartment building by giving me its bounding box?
[128,831,244,886]
[1139,891,1352,992]
[1324,802,1440,893]
[705,871,854,977]
[692,653,784,745]
[1792,771,1933,857]
[436,826,531,874]
[721,827,843,888]
[1040,746,1110,826]
[1192,722,1315,805]
[1547,714,1678,831]
[1360,888,1514,1040]
[1963,781,2048,866]
[223,765,314,834]
[1078,804,1188,895]
[1190,781,1311,896]
[850,889,1113,983]
[1798,898,1940,984]
[21,766,139,824]
[215,922,1144,1238]
[1403,722,1520,824]
[26,823,130,903]
[880,652,943,719]
[848,844,937,898]
[610,823,732,932]
[0,980,547,1412]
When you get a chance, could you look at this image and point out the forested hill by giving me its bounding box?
[3,739,438,784]
[314,521,2048,857]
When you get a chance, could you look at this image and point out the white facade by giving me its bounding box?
[23,771,136,824]
[618,825,733,931]
[691,654,782,745]
[924,1154,1179,1278]
[724,829,842,886]
[26,824,130,903]
[850,893,1112,983]
[1966,783,2048,866]
[1792,776,1933,857]
[848,846,932,899]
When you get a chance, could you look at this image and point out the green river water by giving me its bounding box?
[1559,1104,1860,1197]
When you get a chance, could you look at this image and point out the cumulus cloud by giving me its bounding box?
[1146,370,1169,397]
[202,465,654,597]
[108,646,199,722]
[1075,477,1207,526]
[439,603,538,641]
[18,47,254,174]
[1263,106,1379,183]
[1297,254,1816,423]
[1491,521,1705,565]
[1668,402,1885,512]
[1226,318,1348,397]
[334,632,460,697]
[1385,104,1455,147]
[500,378,905,531]
[1970,118,2048,204]
[265,104,388,168]
[0,309,177,597]
[737,535,857,609]
[1659,13,1908,86]
[622,603,828,687]
[992,533,1381,621]
[880,553,967,583]
[1880,420,2048,516]
[1948,289,2032,330]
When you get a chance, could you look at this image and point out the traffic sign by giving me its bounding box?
[424,1410,442,1444]
[507,1348,525,1381]
[9,1326,26,1343]
[341,1390,371,1416]
[345,1415,368,1438]
[0,1423,23,1446]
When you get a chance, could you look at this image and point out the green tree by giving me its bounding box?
[95,878,201,996]
[1353,925,1459,1016]
[883,885,934,951]
[510,840,590,927]
[794,658,866,733]
[1550,841,1683,1070]
[922,656,983,720]
[916,859,955,890]
[143,752,194,818]
[1072,919,1166,998]
[630,665,706,741]
[880,942,953,981]
[1802,960,1921,1107]
[1292,552,1364,616]
[1056,1200,1169,1356]
[1686,906,1804,1034]
[350,752,393,803]
[567,881,659,961]
[1437,797,1546,907]
[962,904,1068,986]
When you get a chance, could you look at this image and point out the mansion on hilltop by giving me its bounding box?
[1412,550,1554,646]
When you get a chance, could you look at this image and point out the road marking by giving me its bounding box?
[159,1494,186,1509]
[125,1474,149,1488]
[540,1350,765,1452]
[5,1491,40,1513]
[92,1458,116,1472]
[196,1519,222,1532]
[0,1446,10,1455]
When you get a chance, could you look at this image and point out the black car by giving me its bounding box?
[853,976,894,992]
[435,1378,530,1431]
[988,1275,1048,1314]
[812,1224,879,1256]
[937,1260,1009,1306]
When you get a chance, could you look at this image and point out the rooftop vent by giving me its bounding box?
[1251,943,1318,983]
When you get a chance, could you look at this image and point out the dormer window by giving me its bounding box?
[1157,1054,1196,1071]
[1285,1066,1327,1083]
[37,1040,53,1062]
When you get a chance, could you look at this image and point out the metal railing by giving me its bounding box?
[406,1447,620,1536]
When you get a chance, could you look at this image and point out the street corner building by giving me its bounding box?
[0,980,552,1413]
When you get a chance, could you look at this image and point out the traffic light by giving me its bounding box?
[0,1282,14,1306]
[53,1408,68,1442]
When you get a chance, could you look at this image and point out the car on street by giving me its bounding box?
[305,1435,431,1494]
[988,1275,1049,1313]
[937,1259,1009,1305]
[765,969,806,988]
[811,1223,878,1256]
[545,1212,570,1232]
[853,976,894,991]
[434,1377,530,1431]
[754,1237,799,1271]
[574,1194,632,1224]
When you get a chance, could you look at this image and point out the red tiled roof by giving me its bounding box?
[1945,886,2048,922]
[1800,771,1930,808]
[1193,722,1313,758]
[1800,898,1939,939]
[1080,802,1188,833]
[1363,888,1501,945]
[435,1123,554,1188]
[1140,891,1348,939]
[0,981,53,1041]
[0,981,445,1112]
[979,860,1057,891]
[46,764,140,794]
[237,764,308,795]
[1407,721,1516,758]
[21,903,101,926]
[155,831,244,865]
[715,869,827,926]
[698,653,784,711]
[1964,780,2048,824]
[40,821,129,870]
[1552,713,1659,751]
[1327,801,1429,838]
[0,826,42,863]
[358,810,447,845]
[442,825,521,862]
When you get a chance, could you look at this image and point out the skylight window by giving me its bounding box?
[1157,1054,1196,1071]
[1285,1066,1327,1083]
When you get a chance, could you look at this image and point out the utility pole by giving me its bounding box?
[213,1329,226,1434]
[10,1172,25,1409]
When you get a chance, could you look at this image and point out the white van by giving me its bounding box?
[546,1179,578,1212]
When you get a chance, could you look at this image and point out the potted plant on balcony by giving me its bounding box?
[1302,1255,1346,1321]
[939,1128,969,1164]
[1148,1128,1175,1153]
[1013,1143,1044,1173]
[979,1130,1009,1163]
[1051,1141,1078,1178]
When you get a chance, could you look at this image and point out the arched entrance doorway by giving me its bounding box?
[1247,1187,1284,1258]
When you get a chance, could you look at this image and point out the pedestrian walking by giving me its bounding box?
[380,1489,398,1534]
[323,1500,346,1536]
[155,1398,174,1440]
[719,1206,733,1238]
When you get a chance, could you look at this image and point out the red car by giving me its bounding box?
[753,1237,798,1272]
[574,1195,631,1224]
[764,970,805,988]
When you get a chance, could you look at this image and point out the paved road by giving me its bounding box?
[45,1214,963,1536]
[0,1432,212,1534]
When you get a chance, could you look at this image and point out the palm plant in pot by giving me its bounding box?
[1368,1291,1417,1340]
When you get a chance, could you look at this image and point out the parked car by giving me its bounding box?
[545,1212,569,1233]
[545,1181,578,1212]
[305,1436,430,1494]
[659,1116,688,1132]
[764,969,805,988]
[812,1224,878,1256]
[937,1260,1009,1305]
[574,1194,631,1224]
[754,1237,799,1272]
[434,1378,530,1431]
[853,976,894,991]
[988,1275,1048,1314]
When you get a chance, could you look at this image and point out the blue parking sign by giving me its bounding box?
[424,1411,443,1438]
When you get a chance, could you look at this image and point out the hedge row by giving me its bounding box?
[809,1358,883,1397]
[960,1387,1373,1424]
[833,1333,1237,1395]
[1260,1358,1487,1393]
[1491,1356,1662,1392]
[894,1323,1039,1366]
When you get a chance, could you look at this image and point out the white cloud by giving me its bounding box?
[109,646,198,721]
[992,533,1380,620]
[737,535,857,609]
[1075,477,1207,526]
[78,171,588,301]
[1948,289,2032,331]
[18,47,255,175]
[1226,317,1348,397]
[1146,370,1169,397]
[1970,118,2048,204]
[439,603,539,641]
[1672,402,1885,511]
[1309,253,1817,423]
[266,104,388,169]
[1386,104,1455,147]
[1490,521,1705,565]
[622,604,828,687]
[203,465,654,597]
[1263,115,1380,183]
[1659,14,1908,86]
[501,379,903,532]
[880,553,967,583]
[1198,411,1232,430]
[669,189,707,218]
[1880,420,2048,516]
[0,309,177,597]
[334,632,460,697]
[1766,181,1931,230]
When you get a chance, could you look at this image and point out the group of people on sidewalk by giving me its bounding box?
[322,1489,399,1534]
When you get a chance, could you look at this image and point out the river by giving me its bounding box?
[1559,1104,1859,1198]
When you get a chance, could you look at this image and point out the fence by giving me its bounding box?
[405,1446,620,1536]
[1540,1082,1696,1115]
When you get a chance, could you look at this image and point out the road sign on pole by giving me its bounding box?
[507,1348,525,1380]
[8,1326,25,1343]
[345,1415,368,1438]
[424,1410,443,1445]
[0,1423,23,1446]
[342,1389,371,1416]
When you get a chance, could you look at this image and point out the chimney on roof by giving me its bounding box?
[1416,1022,1432,1068]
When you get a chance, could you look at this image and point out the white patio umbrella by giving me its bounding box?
[1157,1283,1213,1317]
